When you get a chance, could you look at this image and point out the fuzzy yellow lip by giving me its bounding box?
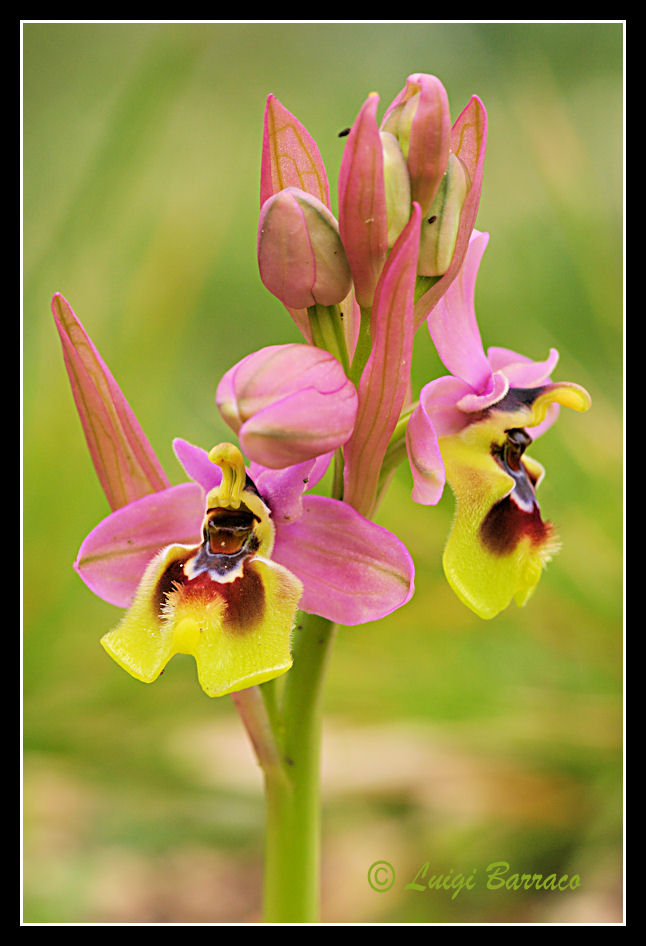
[435,375,592,620]
[98,441,304,697]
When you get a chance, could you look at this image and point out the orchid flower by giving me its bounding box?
[77,436,415,634]
[55,295,414,697]
[405,231,591,619]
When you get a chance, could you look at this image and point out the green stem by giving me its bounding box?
[349,305,372,385]
[262,611,337,923]
[307,304,350,376]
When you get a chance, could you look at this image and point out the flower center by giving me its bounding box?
[206,507,259,556]
[494,427,536,511]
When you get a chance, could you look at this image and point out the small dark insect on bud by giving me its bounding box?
[338,127,351,137]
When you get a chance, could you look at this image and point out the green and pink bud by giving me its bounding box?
[381,72,451,218]
[257,187,352,310]
[380,131,412,248]
[418,151,471,277]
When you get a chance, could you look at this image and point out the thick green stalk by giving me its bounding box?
[262,612,337,922]
[307,304,350,376]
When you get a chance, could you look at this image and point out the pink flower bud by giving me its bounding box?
[257,187,352,309]
[216,344,358,469]
[381,73,451,217]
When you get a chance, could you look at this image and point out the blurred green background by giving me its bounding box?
[23,22,623,924]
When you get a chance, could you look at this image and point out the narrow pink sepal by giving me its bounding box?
[52,293,170,510]
[343,204,422,515]
[427,230,492,391]
[338,93,389,308]
[74,483,204,607]
[259,95,327,340]
[260,94,330,209]
[271,495,414,625]
[414,95,487,328]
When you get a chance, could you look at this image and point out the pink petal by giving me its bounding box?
[173,439,222,492]
[272,495,414,625]
[427,230,493,392]
[414,95,487,328]
[417,375,475,437]
[52,293,169,510]
[343,205,422,516]
[74,483,204,607]
[239,381,357,469]
[337,93,389,308]
[251,458,319,525]
[456,371,509,412]
[486,346,560,388]
[405,400,446,505]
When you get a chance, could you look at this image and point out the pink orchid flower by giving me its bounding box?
[55,295,414,695]
[405,231,591,619]
[76,438,415,630]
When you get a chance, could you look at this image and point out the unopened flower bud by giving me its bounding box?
[380,131,411,247]
[418,152,471,277]
[216,343,358,469]
[257,187,352,309]
[381,73,451,216]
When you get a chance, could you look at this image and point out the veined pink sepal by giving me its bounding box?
[343,204,422,516]
[52,293,169,511]
[414,95,487,329]
[260,94,330,209]
[337,93,389,308]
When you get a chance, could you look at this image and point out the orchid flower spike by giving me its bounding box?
[405,231,591,619]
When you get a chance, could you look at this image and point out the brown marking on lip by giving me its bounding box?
[221,561,265,634]
[153,554,190,617]
[480,495,551,556]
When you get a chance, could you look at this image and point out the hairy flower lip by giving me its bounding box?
[405,229,590,619]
